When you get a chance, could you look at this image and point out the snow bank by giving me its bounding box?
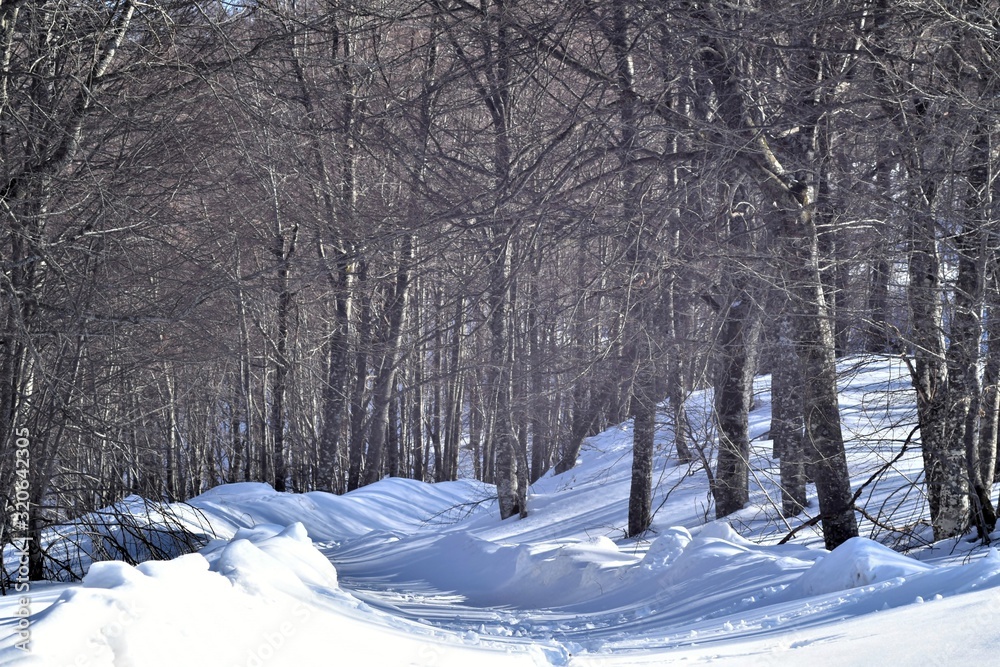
[2,495,217,583]
[785,537,935,597]
[2,477,496,584]
[192,478,496,544]
[1,520,549,666]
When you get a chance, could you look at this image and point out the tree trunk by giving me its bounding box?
[489,237,520,520]
[363,239,412,486]
[162,367,181,502]
[317,257,352,493]
[865,256,893,353]
[954,124,996,535]
[410,301,426,482]
[713,198,762,519]
[981,264,1000,486]
[444,295,465,481]
[908,190,969,539]
[774,198,858,550]
[666,240,693,465]
[347,260,371,491]
[387,391,400,478]
[713,293,761,518]
[628,382,656,538]
[771,314,807,516]
[430,290,445,482]
[268,205,296,494]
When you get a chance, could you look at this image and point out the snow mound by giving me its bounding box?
[15,522,334,666]
[7,520,546,667]
[192,478,495,545]
[699,521,756,545]
[641,527,693,568]
[202,523,339,600]
[786,537,935,596]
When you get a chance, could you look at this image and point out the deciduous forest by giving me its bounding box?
[2,0,998,577]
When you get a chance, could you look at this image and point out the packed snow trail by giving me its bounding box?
[331,521,1000,656]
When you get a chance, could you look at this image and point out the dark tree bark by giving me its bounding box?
[713,198,762,519]
[772,198,858,549]
[713,292,762,519]
[907,171,969,540]
[666,236,693,465]
[628,382,656,538]
[283,7,355,494]
[771,314,807,517]
[591,0,666,539]
[865,256,893,354]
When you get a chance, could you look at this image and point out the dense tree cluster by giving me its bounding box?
[2,0,999,577]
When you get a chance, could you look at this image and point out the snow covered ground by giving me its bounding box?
[4,355,1000,665]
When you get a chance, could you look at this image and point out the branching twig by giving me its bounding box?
[778,424,919,546]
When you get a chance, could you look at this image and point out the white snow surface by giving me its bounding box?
[4,356,1000,665]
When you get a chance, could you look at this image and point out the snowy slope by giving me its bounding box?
[3,355,1000,665]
